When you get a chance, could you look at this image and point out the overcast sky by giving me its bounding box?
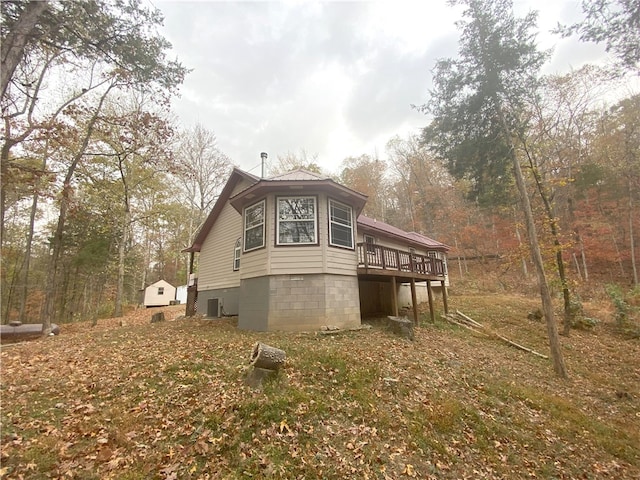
[153,0,613,175]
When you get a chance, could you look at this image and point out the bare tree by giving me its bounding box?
[175,124,233,226]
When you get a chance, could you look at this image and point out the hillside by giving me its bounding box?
[1,294,639,479]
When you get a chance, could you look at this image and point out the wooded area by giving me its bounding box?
[1,0,638,345]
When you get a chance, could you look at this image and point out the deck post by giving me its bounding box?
[426,280,435,322]
[391,276,398,316]
[363,244,369,269]
[410,277,418,325]
[441,280,449,314]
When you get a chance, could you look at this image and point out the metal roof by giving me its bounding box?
[357,215,449,251]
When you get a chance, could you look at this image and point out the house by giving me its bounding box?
[143,280,176,307]
[184,167,449,331]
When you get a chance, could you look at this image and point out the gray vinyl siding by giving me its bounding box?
[197,180,251,291]
[325,240,358,276]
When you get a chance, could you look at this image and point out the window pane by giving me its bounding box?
[279,220,315,244]
[245,225,264,250]
[245,202,264,228]
[331,223,353,248]
[330,203,351,226]
[279,197,315,220]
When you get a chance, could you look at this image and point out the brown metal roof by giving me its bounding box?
[357,215,450,251]
[267,168,330,181]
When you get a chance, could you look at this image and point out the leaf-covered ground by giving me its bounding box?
[1,294,639,479]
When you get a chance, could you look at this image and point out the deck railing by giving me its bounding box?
[357,243,445,277]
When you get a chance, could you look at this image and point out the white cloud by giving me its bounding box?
[155,0,626,175]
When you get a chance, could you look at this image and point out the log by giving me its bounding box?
[446,311,549,360]
[455,310,484,329]
[386,316,415,340]
[150,312,165,323]
[0,323,60,341]
[443,314,487,336]
[250,342,286,371]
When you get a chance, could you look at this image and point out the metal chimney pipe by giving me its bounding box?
[260,152,268,178]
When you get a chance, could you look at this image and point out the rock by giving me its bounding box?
[386,316,415,340]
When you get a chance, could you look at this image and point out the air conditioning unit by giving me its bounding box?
[207,298,221,318]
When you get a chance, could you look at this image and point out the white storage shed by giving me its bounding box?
[144,280,176,307]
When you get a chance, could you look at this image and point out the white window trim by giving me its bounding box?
[276,196,318,245]
[244,200,265,252]
[233,238,241,270]
[328,199,354,249]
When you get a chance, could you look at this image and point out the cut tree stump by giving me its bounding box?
[150,312,165,323]
[250,342,286,371]
[386,316,415,340]
[244,367,278,389]
[245,343,287,390]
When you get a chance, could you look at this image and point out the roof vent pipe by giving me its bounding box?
[260,152,268,178]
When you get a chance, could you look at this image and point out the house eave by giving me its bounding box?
[229,178,368,215]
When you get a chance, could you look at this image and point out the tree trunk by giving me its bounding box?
[512,157,567,377]
[17,191,39,323]
[0,0,49,98]
[514,212,528,276]
[524,148,573,336]
[40,83,113,334]
[496,104,568,379]
[17,145,49,323]
[113,208,130,318]
[629,178,638,287]
[580,239,589,282]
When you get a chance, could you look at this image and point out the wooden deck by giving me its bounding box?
[356,243,446,281]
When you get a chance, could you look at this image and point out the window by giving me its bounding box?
[158,287,164,295]
[364,234,376,253]
[277,196,317,245]
[244,200,265,251]
[233,238,241,270]
[329,199,353,248]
